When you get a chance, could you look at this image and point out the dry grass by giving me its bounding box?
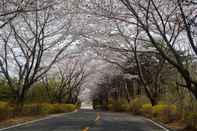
[166,120,186,130]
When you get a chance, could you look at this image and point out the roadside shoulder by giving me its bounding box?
[145,118,173,131]
[0,110,78,131]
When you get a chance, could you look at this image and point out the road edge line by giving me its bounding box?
[145,118,171,131]
[0,109,78,131]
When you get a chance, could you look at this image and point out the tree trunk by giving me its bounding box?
[150,97,158,106]
[143,85,159,106]
[16,92,25,112]
[191,85,197,99]
[58,96,63,103]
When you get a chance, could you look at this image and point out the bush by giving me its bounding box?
[23,103,76,115]
[108,98,113,104]
[41,103,76,114]
[54,104,76,113]
[107,99,129,112]
[39,103,54,114]
[184,112,197,130]
[152,104,178,123]
[107,103,113,111]
[0,101,13,121]
[129,97,144,115]
[118,99,130,112]
[23,104,46,115]
[109,100,123,112]
[141,104,153,117]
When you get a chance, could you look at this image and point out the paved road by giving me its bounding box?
[0,110,170,131]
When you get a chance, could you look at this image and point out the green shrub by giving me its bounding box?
[22,103,76,115]
[106,98,113,110]
[39,103,54,114]
[94,104,102,109]
[152,104,168,115]
[46,104,76,114]
[129,97,144,115]
[107,103,113,111]
[107,99,129,112]
[141,104,153,117]
[57,104,76,112]
[23,104,45,115]
[184,112,197,130]
[41,103,76,114]
[152,104,178,123]
[118,99,130,112]
[111,100,124,112]
[0,101,13,121]
[108,98,113,104]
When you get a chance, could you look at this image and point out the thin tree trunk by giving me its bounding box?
[16,92,25,112]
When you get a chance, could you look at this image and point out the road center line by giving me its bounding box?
[95,112,101,121]
[82,112,101,131]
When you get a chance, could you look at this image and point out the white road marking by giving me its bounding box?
[145,118,170,131]
[0,110,78,131]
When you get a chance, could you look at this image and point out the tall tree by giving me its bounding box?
[42,59,88,104]
[0,0,82,108]
[82,0,197,99]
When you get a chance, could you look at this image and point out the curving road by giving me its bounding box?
[0,110,171,131]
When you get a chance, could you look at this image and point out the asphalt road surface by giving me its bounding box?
[0,110,170,131]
